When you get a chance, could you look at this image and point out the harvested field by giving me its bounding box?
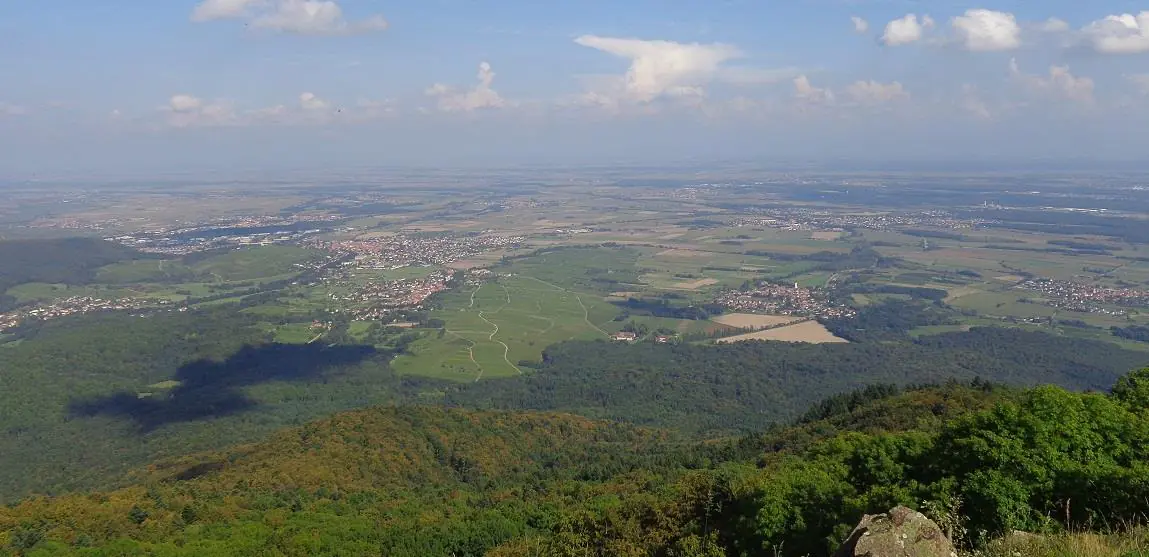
[717,320,848,344]
[711,313,801,329]
[811,231,843,241]
[995,275,1024,283]
[671,278,719,290]
[656,248,707,258]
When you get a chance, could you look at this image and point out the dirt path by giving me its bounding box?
[473,283,522,376]
[521,276,609,337]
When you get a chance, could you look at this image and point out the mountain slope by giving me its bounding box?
[4,373,1149,556]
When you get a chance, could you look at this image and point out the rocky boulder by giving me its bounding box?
[833,506,958,557]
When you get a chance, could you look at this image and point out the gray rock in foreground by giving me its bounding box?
[833,506,958,557]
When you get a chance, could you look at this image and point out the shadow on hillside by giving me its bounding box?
[68,343,377,431]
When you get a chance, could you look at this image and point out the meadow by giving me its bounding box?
[392,274,616,381]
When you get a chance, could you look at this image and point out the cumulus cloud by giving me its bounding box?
[851,16,869,34]
[191,0,262,21]
[881,14,934,46]
[1082,12,1149,54]
[191,0,388,36]
[425,62,508,112]
[573,35,742,102]
[845,80,909,103]
[1010,58,1095,105]
[169,95,203,112]
[299,92,330,111]
[793,76,834,104]
[165,94,236,127]
[951,9,1021,51]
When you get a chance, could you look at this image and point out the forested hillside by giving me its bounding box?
[0,309,411,501]
[3,374,1149,556]
[448,329,1148,434]
[0,239,148,310]
[2,301,1147,504]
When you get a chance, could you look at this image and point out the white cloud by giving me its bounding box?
[191,0,388,36]
[1082,12,1149,54]
[165,94,236,128]
[851,16,869,34]
[169,95,204,113]
[191,0,262,21]
[1010,58,1095,105]
[1038,18,1069,33]
[951,9,1021,51]
[846,80,909,103]
[299,92,330,111]
[425,62,508,112]
[574,35,742,102]
[793,76,834,104]
[881,14,934,46]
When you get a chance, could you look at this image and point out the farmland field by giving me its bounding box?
[717,320,848,344]
[711,313,801,329]
[392,275,617,381]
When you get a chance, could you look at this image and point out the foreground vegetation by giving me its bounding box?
[3,371,1149,556]
[2,299,1146,504]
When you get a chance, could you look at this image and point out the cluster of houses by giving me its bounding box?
[1018,278,1148,315]
[329,271,454,320]
[730,209,990,233]
[714,283,856,319]
[315,233,523,268]
[0,296,178,332]
[610,331,674,343]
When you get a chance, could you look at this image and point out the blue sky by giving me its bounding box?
[3,1,1149,176]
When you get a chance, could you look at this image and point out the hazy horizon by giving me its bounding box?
[4,1,1149,176]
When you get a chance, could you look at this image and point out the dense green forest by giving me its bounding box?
[446,329,1147,434]
[0,239,148,310]
[0,310,414,501]
[3,375,1149,556]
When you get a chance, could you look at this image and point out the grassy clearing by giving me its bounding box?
[392,275,618,382]
[267,323,317,344]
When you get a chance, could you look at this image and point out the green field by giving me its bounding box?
[191,245,320,282]
[392,275,617,381]
[498,246,644,294]
[94,259,197,284]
